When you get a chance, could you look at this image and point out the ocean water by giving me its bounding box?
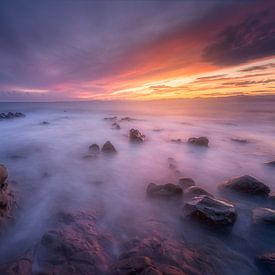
[0,99,274,274]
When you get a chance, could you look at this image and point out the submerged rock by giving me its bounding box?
[184,186,212,200]
[120,117,136,122]
[231,137,249,143]
[112,122,121,129]
[264,161,275,167]
[89,143,100,154]
[101,141,117,153]
[104,116,117,121]
[187,136,209,147]
[0,112,25,120]
[182,195,237,226]
[147,183,183,198]
[178,178,195,191]
[170,138,182,143]
[40,121,50,125]
[252,208,275,224]
[129,128,146,142]
[256,252,275,275]
[221,175,270,196]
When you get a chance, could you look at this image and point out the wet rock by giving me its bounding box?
[252,208,275,224]
[89,143,100,154]
[112,122,121,129]
[256,252,275,275]
[40,121,50,125]
[171,138,182,143]
[182,195,237,226]
[184,186,212,200]
[104,116,117,121]
[264,161,275,167]
[221,175,270,196]
[0,164,8,187]
[101,141,117,153]
[0,112,25,120]
[147,183,183,199]
[178,178,195,191]
[187,136,209,147]
[231,137,248,143]
[129,128,146,143]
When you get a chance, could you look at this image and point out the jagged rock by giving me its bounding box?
[184,186,212,200]
[129,128,145,142]
[89,144,100,154]
[252,208,275,224]
[0,164,8,187]
[112,122,120,129]
[256,252,275,275]
[187,137,209,147]
[182,195,237,226]
[178,178,195,191]
[101,141,117,153]
[264,161,275,167]
[147,183,183,199]
[221,175,270,196]
[0,112,25,120]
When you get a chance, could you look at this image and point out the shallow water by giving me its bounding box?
[0,100,274,274]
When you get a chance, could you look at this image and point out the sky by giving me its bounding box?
[0,0,274,101]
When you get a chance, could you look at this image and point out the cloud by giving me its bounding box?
[202,9,275,66]
[239,63,275,72]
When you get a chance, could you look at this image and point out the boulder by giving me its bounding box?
[264,161,275,167]
[187,137,209,147]
[221,175,270,196]
[182,195,237,226]
[0,164,8,187]
[147,183,183,199]
[184,186,212,200]
[178,178,195,191]
[252,208,275,224]
[129,128,145,142]
[101,141,117,153]
[256,252,275,275]
[89,143,100,154]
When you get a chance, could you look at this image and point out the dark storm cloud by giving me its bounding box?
[202,9,275,66]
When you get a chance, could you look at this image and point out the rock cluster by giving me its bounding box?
[0,112,25,120]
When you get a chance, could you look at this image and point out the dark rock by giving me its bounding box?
[120,117,136,122]
[0,112,25,120]
[129,128,145,142]
[182,195,237,226]
[0,164,8,187]
[256,252,275,275]
[104,116,117,121]
[147,183,183,199]
[264,161,275,167]
[112,122,120,129]
[101,141,117,153]
[89,144,100,154]
[221,175,270,196]
[187,136,209,147]
[178,178,195,191]
[184,186,213,200]
[252,208,275,224]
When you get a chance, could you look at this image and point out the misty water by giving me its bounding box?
[0,100,274,274]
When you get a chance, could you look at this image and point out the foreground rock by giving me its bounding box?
[147,183,183,199]
[101,141,117,153]
[256,252,275,275]
[187,136,209,147]
[184,186,212,200]
[221,175,270,196]
[89,143,100,154]
[0,112,25,120]
[182,195,237,226]
[129,128,145,142]
[264,161,275,167]
[252,208,275,224]
[178,178,195,191]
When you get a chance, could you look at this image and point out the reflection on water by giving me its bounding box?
[0,99,274,274]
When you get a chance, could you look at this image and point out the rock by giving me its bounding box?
[256,252,275,275]
[231,137,248,143]
[89,143,100,154]
[0,112,25,120]
[104,116,117,121]
[252,208,275,224]
[221,175,270,196]
[187,136,209,147]
[112,122,120,129]
[184,186,212,200]
[101,141,117,153]
[178,178,195,191]
[171,138,182,143]
[120,117,136,122]
[0,164,8,187]
[40,121,50,125]
[146,183,183,199]
[129,128,145,142]
[264,161,275,167]
[182,195,237,226]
